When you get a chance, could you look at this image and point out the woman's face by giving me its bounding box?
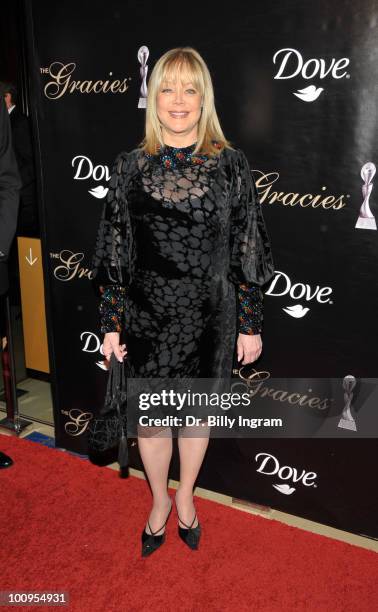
[156,78,202,142]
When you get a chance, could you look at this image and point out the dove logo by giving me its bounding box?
[81,331,103,353]
[89,186,109,199]
[293,85,323,103]
[265,271,332,320]
[282,304,309,319]
[72,155,110,181]
[80,332,109,370]
[72,155,110,199]
[272,484,296,495]
[273,48,350,102]
[255,452,317,495]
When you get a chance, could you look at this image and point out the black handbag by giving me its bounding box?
[88,352,130,468]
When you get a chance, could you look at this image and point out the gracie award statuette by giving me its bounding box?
[355,162,376,230]
[137,46,149,108]
[338,375,357,431]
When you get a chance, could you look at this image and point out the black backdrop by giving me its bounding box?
[25,0,378,538]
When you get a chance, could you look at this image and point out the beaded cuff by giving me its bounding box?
[99,284,126,333]
[238,283,263,335]
[99,283,262,336]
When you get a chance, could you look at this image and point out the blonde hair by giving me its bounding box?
[138,47,234,156]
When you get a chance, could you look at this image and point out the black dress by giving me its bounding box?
[90,142,275,380]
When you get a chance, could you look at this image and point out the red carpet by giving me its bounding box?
[0,433,377,612]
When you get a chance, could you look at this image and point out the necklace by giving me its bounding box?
[145,142,209,169]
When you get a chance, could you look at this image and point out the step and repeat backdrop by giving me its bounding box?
[25,0,378,538]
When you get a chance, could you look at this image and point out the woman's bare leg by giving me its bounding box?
[137,426,173,535]
[176,422,210,528]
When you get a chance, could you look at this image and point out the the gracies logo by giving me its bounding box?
[41,62,131,100]
[254,171,347,211]
[273,48,350,102]
[51,250,94,282]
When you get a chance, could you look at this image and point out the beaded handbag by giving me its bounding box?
[88,352,130,468]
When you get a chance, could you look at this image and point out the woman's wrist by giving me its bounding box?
[238,284,263,336]
[99,285,126,334]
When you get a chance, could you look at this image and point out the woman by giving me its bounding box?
[90,47,275,557]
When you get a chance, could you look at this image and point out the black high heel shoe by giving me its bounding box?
[141,500,172,557]
[175,495,201,550]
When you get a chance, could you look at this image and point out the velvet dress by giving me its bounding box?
[90,142,275,384]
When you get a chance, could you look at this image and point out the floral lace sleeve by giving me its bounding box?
[228,148,274,336]
[228,148,275,286]
[90,151,134,335]
[238,283,263,335]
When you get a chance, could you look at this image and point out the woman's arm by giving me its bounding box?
[90,152,132,356]
[229,148,274,361]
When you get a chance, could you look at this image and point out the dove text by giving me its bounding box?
[273,48,350,80]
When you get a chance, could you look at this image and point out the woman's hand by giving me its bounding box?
[103,332,127,363]
[237,333,262,365]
